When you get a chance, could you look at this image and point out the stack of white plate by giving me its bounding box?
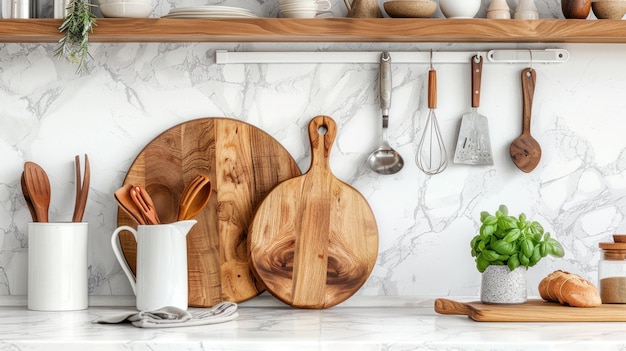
[99,0,152,18]
[163,5,258,18]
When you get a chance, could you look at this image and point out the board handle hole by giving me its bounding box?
[317,125,328,135]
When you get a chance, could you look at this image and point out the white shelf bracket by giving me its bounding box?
[215,49,569,65]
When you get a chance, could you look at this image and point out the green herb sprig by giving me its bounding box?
[54,0,97,74]
[470,205,565,273]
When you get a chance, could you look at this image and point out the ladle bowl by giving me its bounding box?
[367,51,404,175]
[367,141,404,175]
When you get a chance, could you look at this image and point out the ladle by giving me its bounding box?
[178,174,212,221]
[367,51,404,175]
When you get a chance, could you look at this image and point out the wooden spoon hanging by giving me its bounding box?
[510,67,542,173]
[248,115,379,309]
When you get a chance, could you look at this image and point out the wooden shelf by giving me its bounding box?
[1,18,626,43]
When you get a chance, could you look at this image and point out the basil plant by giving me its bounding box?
[470,205,565,273]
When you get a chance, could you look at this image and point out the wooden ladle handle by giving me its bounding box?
[521,67,536,136]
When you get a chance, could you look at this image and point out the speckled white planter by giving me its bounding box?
[480,265,527,304]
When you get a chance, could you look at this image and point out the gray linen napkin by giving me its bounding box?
[94,302,238,328]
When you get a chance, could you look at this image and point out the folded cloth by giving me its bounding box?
[94,301,238,328]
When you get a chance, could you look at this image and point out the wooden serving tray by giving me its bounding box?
[435,298,626,322]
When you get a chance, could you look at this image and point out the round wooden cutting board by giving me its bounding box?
[248,115,379,309]
[117,117,302,307]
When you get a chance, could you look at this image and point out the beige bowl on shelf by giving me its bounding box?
[383,0,437,18]
[591,0,626,19]
[99,2,153,17]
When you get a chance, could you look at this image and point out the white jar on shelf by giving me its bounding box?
[487,0,511,19]
[514,0,538,19]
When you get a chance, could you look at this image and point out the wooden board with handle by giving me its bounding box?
[248,115,379,309]
[435,298,626,322]
[117,117,302,307]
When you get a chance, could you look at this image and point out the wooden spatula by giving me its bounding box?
[510,67,542,172]
[114,183,146,225]
[248,115,379,309]
[20,172,37,222]
[72,154,90,222]
[23,162,50,223]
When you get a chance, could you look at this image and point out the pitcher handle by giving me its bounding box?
[111,226,138,295]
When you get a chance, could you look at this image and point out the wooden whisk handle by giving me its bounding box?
[428,69,437,109]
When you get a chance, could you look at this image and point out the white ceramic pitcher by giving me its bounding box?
[111,220,196,311]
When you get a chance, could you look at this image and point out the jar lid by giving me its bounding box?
[599,234,626,250]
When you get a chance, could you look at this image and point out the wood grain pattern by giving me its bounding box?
[3,19,626,43]
[117,117,301,307]
[248,116,378,309]
[434,298,626,322]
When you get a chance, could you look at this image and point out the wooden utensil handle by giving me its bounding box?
[308,115,337,171]
[471,55,483,108]
[521,67,536,135]
[434,298,472,316]
[428,69,437,109]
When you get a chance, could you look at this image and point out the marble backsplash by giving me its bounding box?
[1,1,625,302]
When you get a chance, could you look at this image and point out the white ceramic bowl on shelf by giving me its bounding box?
[99,1,153,17]
[438,0,480,18]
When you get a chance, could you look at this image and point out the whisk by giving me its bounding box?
[415,56,447,175]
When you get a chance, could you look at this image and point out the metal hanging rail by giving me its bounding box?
[215,49,569,65]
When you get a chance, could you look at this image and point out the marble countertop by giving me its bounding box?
[1,297,626,350]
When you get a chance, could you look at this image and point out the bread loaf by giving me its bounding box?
[538,270,601,307]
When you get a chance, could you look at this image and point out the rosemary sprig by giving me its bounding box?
[54,0,97,74]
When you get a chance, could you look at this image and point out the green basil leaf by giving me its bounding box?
[480,211,490,223]
[540,241,549,257]
[483,215,498,226]
[470,235,479,249]
[548,239,565,257]
[503,228,521,243]
[482,249,500,262]
[477,239,486,252]
[476,255,490,273]
[498,216,518,230]
[480,224,496,238]
[497,254,510,261]
[519,252,530,266]
[491,239,516,255]
[507,255,520,271]
[529,245,542,266]
[521,238,534,258]
[498,204,508,216]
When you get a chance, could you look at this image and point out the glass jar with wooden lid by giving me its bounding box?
[598,235,626,303]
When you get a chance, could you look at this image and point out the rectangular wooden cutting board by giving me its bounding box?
[435,298,626,322]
